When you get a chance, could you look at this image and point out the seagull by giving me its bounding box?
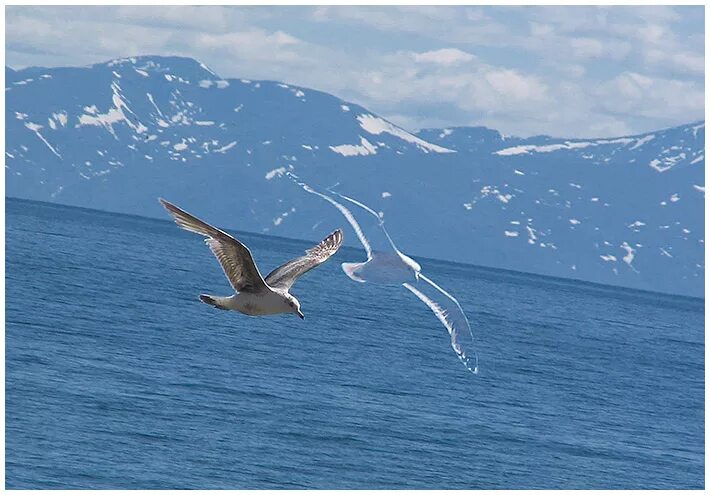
[287,174,479,374]
[159,198,343,319]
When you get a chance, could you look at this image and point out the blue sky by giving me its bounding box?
[5,5,705,138]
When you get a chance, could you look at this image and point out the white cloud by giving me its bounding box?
[194,29,304,64]
[310,5,509,45]
[558,64,587,78]
[483,69,548,103]
[597,72,704,122]
[644,48,704,75]
[569,37,632,60]
[5,5,704,138]
[412,48,475,66]
[570,37,605,58]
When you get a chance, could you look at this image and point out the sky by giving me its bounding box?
[5,5,705,138]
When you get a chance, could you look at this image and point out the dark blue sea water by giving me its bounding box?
[6,197,705,489]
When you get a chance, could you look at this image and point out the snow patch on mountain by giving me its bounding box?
[214,141,237,153]
[621,242,637,268]
[330,137,378,157]
[650,153,686,172]
[630,134,655,150]
[77,82,146,137]
[265,167,287,180]
[495,137,634,156]
[356,114,455,154]
[24,122,61,158]
[78,107,124,130]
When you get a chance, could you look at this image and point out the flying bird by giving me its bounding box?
[288,174,479,374]
[159,198,343,319]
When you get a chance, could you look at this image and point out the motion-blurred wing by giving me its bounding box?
[331,190,421,274]
[288,173,421,274]
[288,173,374,258]
[286,175,479,374]
[403,273,479,374]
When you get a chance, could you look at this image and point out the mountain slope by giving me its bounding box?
[5,56,705,297]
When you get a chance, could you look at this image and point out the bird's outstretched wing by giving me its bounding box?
[286,174,479,374]
[265,229,343,291]
[403,273,478,374]
[287,173,421,274]
[287,173,374,259]
[330,190,421,273]
[159,198,269,293]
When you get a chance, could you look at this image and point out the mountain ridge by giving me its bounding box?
[5,55,704,296]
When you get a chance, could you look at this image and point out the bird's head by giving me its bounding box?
[286,294,304,320]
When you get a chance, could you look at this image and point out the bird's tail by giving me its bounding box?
[199,294,229,310]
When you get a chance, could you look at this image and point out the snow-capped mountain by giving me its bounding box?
[419,123,703,173]
[5,56,705,297]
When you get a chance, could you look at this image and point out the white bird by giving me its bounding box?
[159,198,343,319]
[288,174,479,374]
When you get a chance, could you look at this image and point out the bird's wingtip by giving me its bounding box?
[158,198,178,212]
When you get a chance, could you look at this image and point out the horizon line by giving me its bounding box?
[6,195,704,303]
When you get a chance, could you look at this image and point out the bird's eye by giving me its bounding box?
[289,302,294,307]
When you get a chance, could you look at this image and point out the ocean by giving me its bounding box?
[5,197,704,489]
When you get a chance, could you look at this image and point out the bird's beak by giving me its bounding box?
[297,310,305,320]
